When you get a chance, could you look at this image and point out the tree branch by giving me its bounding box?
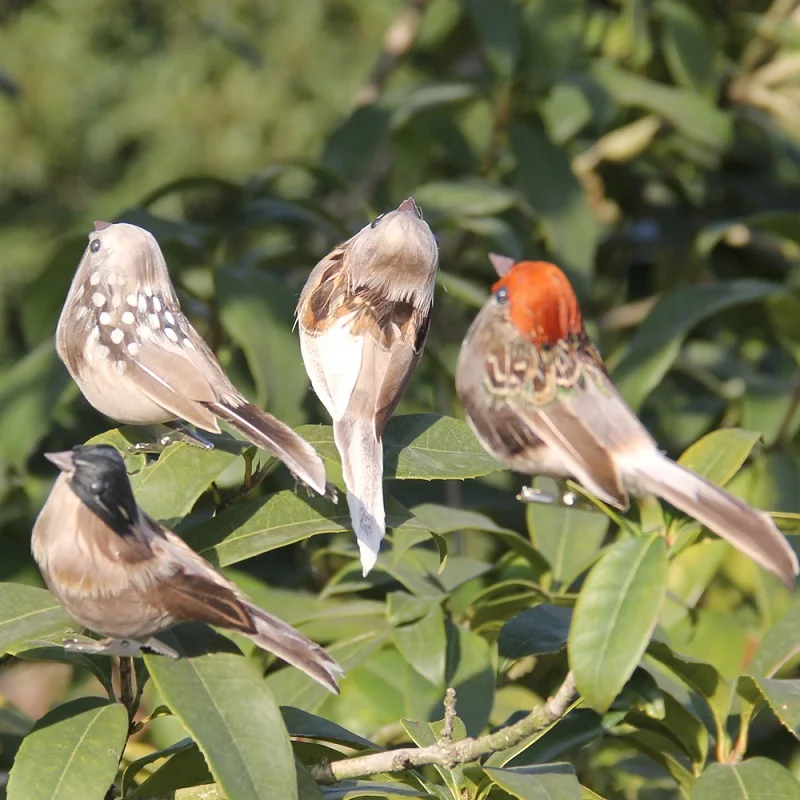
[310,671,577,784]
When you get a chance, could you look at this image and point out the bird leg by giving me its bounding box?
[518,481,597,512]
[62,636,179,659]
[129,421,215,453]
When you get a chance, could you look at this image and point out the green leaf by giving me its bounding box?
[7,697,128,800]
[463,0,520,79]
[297,415,505,481]
[748,595,800,677]
[647,641,731,733]
[658,0,714,95]
[738,676,800,739]
[509,121,599,281]
[499,605,572,659]
[590,60,730,150]
[217,266,309,425]
[677,429,761,488]
[412,503,548,572]
[0,341,71,468]
[569,535,668,712]
[0,584,72,655]
[526,501,609,586]
[146,646,297,800]
[484,764,582,800]
[611,281,781,412]
[185,490,426,568]
[413,179,519,218]
[281,706,378,750]
[393,607,447,686]
[690,758,800,799]
[128,742,214,798]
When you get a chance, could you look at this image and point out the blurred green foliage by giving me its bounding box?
[2,0,800,798]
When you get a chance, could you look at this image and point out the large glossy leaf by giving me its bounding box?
[185,490,426,568]
[484,764,582,800]
[393,606,447,686]
[569,535,668,712]
[146,644,297,800]
[738,676,800,739]
[499,605,572,659]
[281,706,377,750]
[296,415,505,480]
[0,584,72,654]
[526,501,609,587]
[747,595,800,677]
[677,429,761,488]
[690,758,800,799]
[7,697,128,800]
[611,281,781,411]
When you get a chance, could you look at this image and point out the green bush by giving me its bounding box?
[2,0,800,797]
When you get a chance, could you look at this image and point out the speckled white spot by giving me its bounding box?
[92,292,106,307]
[138,295,147,312]
[137,325,152,340]
[127,342,139,356]
[127,293,138,307]
[121,311,135,325]
[90,272,101,286]
[111,293,122,308]
[164,327,178,342]
[152,296,162,312]
[164,310,175,325]
[110,328,124,344]
[149,314,160,329]
[96,344,109,359]
[99,311,112,325]
[184,337,196,350]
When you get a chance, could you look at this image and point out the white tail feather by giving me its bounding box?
[335,418,385,576]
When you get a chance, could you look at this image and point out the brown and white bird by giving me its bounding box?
[296,198,439,575]
[456,255,799,587]
[32,444,342,692]
[56,222,326,495]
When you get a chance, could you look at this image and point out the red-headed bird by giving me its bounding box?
[456,255,798,587]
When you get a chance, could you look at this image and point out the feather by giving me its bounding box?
[622,451,799,588]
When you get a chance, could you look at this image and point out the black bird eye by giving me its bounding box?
[494,286,509,304]
[90,239,101,253]
[370,213,386,229]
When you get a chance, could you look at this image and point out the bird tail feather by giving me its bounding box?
[334,418,385,576]
[209,401,326,495]
[625,453,798,587]
[245,603,343,694]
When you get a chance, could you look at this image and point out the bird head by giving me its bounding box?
[45,445,139,536]
[74,222,176,299]
[488,257,585,348]
[343,197,439,307]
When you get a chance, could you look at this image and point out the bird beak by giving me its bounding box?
[44,450,76,473]
[397,197,420,217]
[488,252,516,278]
[93,220,112,231]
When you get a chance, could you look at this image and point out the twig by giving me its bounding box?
[740,0,797,74]
[440,688,457,745]
[310,672,577,784]
[118,656,136,728]
[353,0,433,107]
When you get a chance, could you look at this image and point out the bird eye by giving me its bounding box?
[90,239,101,253]
[370,213,386,229]
[494,286,509,304]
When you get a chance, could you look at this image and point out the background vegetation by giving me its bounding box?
[2,0,800,797]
